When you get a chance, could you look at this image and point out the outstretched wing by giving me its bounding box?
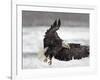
[51,19,57,29]
[45,19,61,34]
[58,18,61,27]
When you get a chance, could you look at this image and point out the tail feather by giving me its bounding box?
[37,47,48,62]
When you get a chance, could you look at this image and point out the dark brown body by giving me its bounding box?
[43,19,89,65]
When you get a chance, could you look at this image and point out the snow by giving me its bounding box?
[23,26,89,53]
[22,26,89,69]
[23,54,89,69]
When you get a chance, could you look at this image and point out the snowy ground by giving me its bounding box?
[23,54,89,69]
[22,26,89,69]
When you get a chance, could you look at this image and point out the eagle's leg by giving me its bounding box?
[48,60,52,65]
[48,54,53,65]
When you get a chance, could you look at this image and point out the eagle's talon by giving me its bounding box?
[48,60,52,65]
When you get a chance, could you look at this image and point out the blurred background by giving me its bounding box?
[22,11,89,53]
[22,11,89,69]
[22,11,89,27]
